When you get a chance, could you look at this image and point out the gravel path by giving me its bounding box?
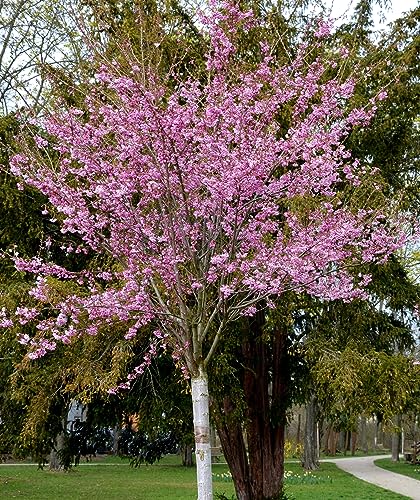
[325,455,420,500]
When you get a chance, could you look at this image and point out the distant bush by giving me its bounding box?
[284,440,303,460]
[118,428,179,466]
[58,422,113,469]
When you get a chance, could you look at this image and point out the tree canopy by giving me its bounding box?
[0,1,419,499]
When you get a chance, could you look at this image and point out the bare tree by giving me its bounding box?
[0,0,87,114]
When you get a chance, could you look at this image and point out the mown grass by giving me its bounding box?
[0,455,409,499]
[374,457,420,481]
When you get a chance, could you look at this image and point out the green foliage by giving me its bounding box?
[284,440,304,460]
[80,0,206,85]
[0,115,48,275]
[304,254,419,426]
[56,423,113,470]
[313,348,420,425]
[214,493,236,500]
[340,6,420,213]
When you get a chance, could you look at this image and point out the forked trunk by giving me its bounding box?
[215,312,289,500]
[192,373,213,499]
[243,326,285,499]
[216,397,252,499]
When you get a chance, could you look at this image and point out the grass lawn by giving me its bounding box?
[374,457,420,481]
[0,455,409,499]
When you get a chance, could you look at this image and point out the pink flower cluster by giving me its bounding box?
[0,308,13,328]
[107,332,168,393]
[6,1,408,373]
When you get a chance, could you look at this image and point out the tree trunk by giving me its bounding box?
[215,397,252,500]
[332,431,339,455]
[49,432,65,471]
[325,425,337,455]
[360,416,368,454]
[181,444,194,467]
[214,311,289,500]
[324,425,331,454]
[303,395,319,470]
[297,413,302,445]
[112,424,120,455]
[391,415,402,462]
[344,431,351,456]
[242,312,286,499]
[339,431,346,454]
[374,417,380,450]
[192,372,212,499]
[351,431,357,456]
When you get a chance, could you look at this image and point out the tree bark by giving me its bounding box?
[112,424,120,455]
[243,312,286,499]
[215,398,252,500]
[325,425,338,455]
[351,431,357,456]
[303,395,319,470]
[374,417,380,450]
[49,432,65,471]
[344,431,351,455]
[360,416,368,454]
[391,415,402,462]
[214,312,289,500]
[339,431,346,454]
[324,425,331,454]
[192,372,212,499]
[296,413,302,445]
[181,444,194,466]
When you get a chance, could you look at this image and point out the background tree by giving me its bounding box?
[0,0,89,114]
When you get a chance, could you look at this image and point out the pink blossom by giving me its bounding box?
[34,135,48,148]
[314,19,332,38]
[15,306,38,325]
[17,333,31,345]
[7,1,409,389]
[56,313,68,327]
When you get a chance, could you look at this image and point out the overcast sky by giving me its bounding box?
[325,0,419,26]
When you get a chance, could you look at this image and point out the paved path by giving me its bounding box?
[324,455,420,499]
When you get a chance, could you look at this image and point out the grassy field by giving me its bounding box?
[374,457,420,481]
[0,456,409,499]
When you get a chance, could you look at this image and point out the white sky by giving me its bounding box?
[326,0,419,26]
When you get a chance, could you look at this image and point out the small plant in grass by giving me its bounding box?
[215,490,294,500]
[215,493,236,500]
[213,469,332,486]
[284,470,332,485]
[213,471,234,482]
[375,458,420,481]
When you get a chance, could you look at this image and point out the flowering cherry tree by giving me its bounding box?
[6,2,406,498]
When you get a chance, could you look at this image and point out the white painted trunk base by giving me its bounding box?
[192,375,213,500]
